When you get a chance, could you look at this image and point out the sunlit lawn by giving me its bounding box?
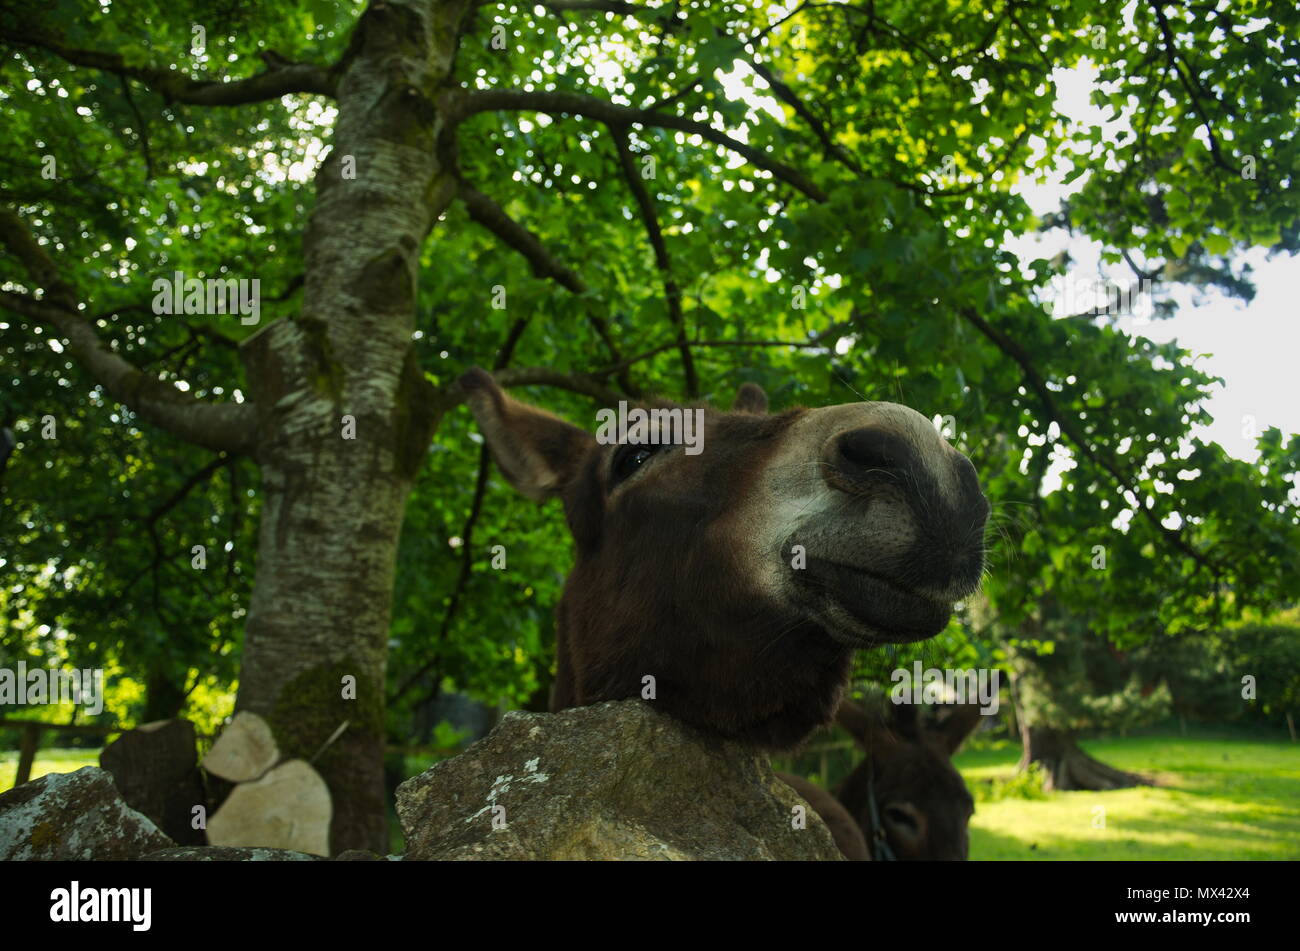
[0,747,102,793]
[5,732,1297,862]
[957,731,1300,860]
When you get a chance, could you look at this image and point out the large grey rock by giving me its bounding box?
[100,718,207,845]
[141,846,324,861]
[0,767,174,860]
[206,759,331,856]
[396,700,843,861]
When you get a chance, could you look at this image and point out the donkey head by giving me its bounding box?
[460,369,989,749]
[835,698,980,860]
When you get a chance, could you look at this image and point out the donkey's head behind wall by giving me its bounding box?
[461,369,990,749]
[834,696,981,860]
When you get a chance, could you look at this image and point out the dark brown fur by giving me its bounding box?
[776,770,870,860]
[833,697,980,860]
[460,369,989,751]
[553,407,856,749]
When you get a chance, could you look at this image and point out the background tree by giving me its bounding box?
[1004,599,1171,790]
[3,0,1298,851]
[1216,622,1300,741]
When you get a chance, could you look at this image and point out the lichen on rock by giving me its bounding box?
[396,700,843,861]
[0,767,174,861]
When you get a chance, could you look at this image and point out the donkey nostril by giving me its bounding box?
[954,454,992,522]
[835,427,914,482]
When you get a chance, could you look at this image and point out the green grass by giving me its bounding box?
[957,731,1300,860]
[6,732,1298,862]
[0,747,102,792]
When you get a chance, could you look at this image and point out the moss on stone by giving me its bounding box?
[268,659,384,772]
[29,819,58,849]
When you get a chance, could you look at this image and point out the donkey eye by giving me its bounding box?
[884,805,919,833]
[611,444,660,485]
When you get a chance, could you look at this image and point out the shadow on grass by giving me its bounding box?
[963,730,1300,860]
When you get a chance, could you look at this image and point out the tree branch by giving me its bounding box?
[458,180,586,293]
[610,127,697,396]
[591,322,852,378]
[744,56,863,176]
[0,207,258,454]
[531,0,643,14]
[452,88,828,201]
[958,305,1222,576]
[388,441,491,705]
[390,318,529,704]
[145,454,234,526]
[91,272,302,326]
[1150,4,1235,174]
[1,28,338,105]
[118,77,156,180]
[491,367,627,405]
[456,178,639,394]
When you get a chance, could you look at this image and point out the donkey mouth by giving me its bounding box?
[800,558,953,646]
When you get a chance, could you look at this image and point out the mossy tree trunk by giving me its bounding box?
[1018,724,1147,791]
[233,0,470,854]
[1004,612,1152,795]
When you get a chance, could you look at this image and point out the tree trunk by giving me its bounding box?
[142,666,188,723]
[1019,725,1147,791]
[233,0,469,853]
[235,427,411,853]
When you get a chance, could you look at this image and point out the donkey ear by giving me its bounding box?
[933,704,983,756]
[732,382,768,415]
[460,368,596,502]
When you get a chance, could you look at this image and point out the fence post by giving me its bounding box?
[15,724,41,787]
